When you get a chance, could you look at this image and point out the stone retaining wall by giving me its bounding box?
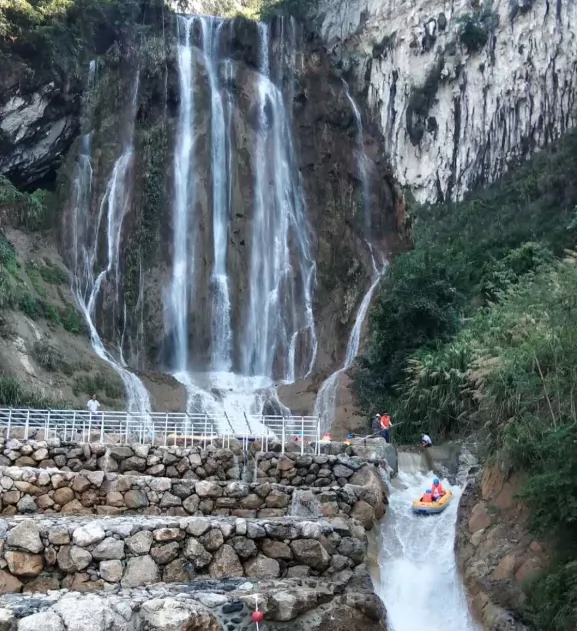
[0,438,380,486]
[0,516,367,594]
[0,465,381,528]
[0,570,386,631]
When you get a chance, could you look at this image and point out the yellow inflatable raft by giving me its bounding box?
[412,490,453,515]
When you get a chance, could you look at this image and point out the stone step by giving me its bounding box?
[0,568,383,631]
[0,465,378,528]
[0,514,367,595]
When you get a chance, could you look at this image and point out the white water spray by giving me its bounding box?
[378,466,480,631]
[71,65,151,415]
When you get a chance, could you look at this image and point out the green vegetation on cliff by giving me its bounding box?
[354,132,577,630]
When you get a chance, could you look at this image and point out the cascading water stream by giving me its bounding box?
[378,463,480,631]
[71,64,151,415]
[314,84,386,431]
[202,17,232,372]
[164,16,318,434]
[343,79,371,237]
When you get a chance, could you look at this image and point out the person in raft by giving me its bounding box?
[420,489,433,503]
[431,477,446,500]
[421,433,432,448]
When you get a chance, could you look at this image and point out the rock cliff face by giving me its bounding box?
[310,0,577,202]
[0,10,403,410]
[455,465,547,630]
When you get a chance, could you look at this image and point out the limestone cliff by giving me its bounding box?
[309,0,577,202]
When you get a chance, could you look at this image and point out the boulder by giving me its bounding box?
[350,500,376,530]
[121,555,159,587]
[126,531,153,555]
[5,551,43,577]
[99,560,123,582]
[91,538,125,561]
[290,539,331,570]
[0,570,22,594]
[57,546,92,572]
[200,529,224,552]
[17,612,63,631]
[209,545,243,578]
[53,488,74,506]
[183,540,212,569]
[124,490,149,509]
[72,524,105,547]
[6,522,43,553]
[151,542,180,565]
[244,554,280,579]
[163,558,195,583]
[229,536,257,560]
[195,481,223,498]
[140,598,223,631]
[262,539,292,560]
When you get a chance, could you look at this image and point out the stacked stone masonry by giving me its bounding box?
[0,438,377,485]
[0,435,389,630]
[0,465,381,528]
[0,515,367,593]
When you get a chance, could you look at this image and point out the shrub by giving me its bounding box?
[39,262,68,285]
[32,341,71,374]
[18,292,42,319]
[73,372,123,400]
[60,305,84,334]
[0,373,70,409]
[457,8,499,53]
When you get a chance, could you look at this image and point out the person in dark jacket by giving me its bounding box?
[371,414,381,434]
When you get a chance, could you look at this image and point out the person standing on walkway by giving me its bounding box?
[379,413,392,443]
[87,394,102,421]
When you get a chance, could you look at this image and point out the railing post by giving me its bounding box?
[24,410,30,440]
[99,412,105,443]
[72,411,76,442]
[7,408,11,440]
[203,415,208,450]
[301,416,304,455]
[281,417,286,455]
[316,415,321,455]
[46,410,51,440]
[164,413,168,447]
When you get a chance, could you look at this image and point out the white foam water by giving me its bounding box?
[377,468,480,631]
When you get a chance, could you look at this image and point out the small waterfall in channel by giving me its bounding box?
[314,83,386,432]
[164,16,318,433]
[70,63,152,415]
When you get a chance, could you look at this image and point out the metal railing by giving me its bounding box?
[0,408,322,454]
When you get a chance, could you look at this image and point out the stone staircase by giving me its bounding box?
[0,436,390,631]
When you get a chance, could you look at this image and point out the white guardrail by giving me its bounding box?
[0,409,322,454]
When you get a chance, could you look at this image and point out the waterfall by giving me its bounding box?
[70,63,152,415]
[202,17,232,372]
[315,250,385,431]
[314,85,387,431]
[163,16,318,432]
[242,21,318,382]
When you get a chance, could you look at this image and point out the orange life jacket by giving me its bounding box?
[432,483,445,496]
[380,415,391,429]
[421,492,433,503]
